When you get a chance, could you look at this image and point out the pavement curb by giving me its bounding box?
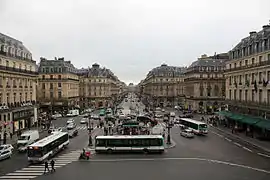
[165,139,176,149]
[210,125,270,153]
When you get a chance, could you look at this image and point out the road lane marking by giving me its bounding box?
[7,172,43,176]
[224,138,232,142]
[233,142,242,147]
[87,157,270,174]
[243,147,253,152]
[0,176,37,179]
[15,170,43,173]
[257,153,270,158]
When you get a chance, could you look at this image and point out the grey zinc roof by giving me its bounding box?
[79,63,117,79]
[146,64,187,77]
[232,26,270,51]
[188,58,226,68]
[0,33,31,53]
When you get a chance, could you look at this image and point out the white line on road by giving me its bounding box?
[233,142,242,147]
[224,138,232,142]
[243,147,253,152]
[87,157,270,174]
[0,176,37,179]
[7,173,43,176]
[257,153,270,158]
[15,170,43,173]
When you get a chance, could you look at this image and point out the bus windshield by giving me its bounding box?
[199,124,207,129]
[28,148,43,157]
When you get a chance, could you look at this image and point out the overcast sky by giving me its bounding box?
[1,0,270,84]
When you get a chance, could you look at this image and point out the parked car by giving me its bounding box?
[67,119,75,125]
[48,127,63,134]
[52,113,62,119]
[0,144,14,152]
[68,129,78,138]
[0,149,12,161]
[80,118,87,124]
[180,129,194,138]
[67,123,76,130]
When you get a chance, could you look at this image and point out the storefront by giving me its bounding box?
[12,107,35,133]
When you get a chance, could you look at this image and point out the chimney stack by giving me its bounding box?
[249,31,256,36]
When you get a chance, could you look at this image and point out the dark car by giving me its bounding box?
[68,129,78,138]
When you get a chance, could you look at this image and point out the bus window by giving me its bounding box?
[150,139,160,146]
[131,139,142,146]
[96,139,106,146]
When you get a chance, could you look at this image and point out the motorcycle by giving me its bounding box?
[79,151,90,160]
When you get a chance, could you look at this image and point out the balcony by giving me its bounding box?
[6,85,11,88]
[186,96,224,101]
[184,77,225,82]
[225,99,270,110]
[38,78,79,82]
[0,65,38,75]
[225,60,270,73]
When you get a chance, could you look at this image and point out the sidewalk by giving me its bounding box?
[211,125,270,153]
[0,126,46,146]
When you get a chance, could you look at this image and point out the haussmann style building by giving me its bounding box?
[0,33,38,137]
[37,57,79,113]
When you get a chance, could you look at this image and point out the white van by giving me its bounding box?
[17,130,39,152]
[66,109,79,117]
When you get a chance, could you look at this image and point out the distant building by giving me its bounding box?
[184,54,227,112]
[78,63,123,108]
[37,57,79,112]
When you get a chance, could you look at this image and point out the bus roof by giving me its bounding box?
[180,118,207,125]
[96,135,163,139]
[29,132,68,147]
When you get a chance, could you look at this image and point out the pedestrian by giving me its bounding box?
[50,159,55,172]
[9,132,13,139]
[44,160,50,174]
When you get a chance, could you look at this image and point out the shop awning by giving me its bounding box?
[254,119,270,130]
[238,115,261,125]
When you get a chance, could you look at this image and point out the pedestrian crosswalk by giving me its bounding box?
[0,149,93,180]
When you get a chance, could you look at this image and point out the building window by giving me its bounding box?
[239,90,242,101]
[234,63,236,68]
[229,64,231,69]
[245,60,248,66]
[50,83,53,89]
[25,92,28,101]
[13,62,16,68]
[6,93,9,104]
[30,92,32,101]
[267,71,270,81]
[251,73,255,83]
[50,75,53,79]
[259,89,262,103]
[252,90,255,101]
[259,56,262,63]
[43,91,45,98]
[58,91,62,98]
[19,93,22,102]
[58,83,61,87]
[239,75,242,84]
[268,54,270,61]
[268,90,270,104]
[245,90,248,101]
[19,63,21,69]
[13,93,16,102]
[42,75,45,79]
[234,90,236,100]
[259,72,262,83]
[42,83,45,89]
[6,60,9,67]
[200,84,203,96]
[251,58,255,64]
[58,75,61,79]
[50,91,53,98]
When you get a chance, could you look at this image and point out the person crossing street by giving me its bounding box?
[43,160,50,174]
[50,159,56,172]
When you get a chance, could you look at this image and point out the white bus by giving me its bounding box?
[27,132,69,163]
[95,135,164,153]
[179,118,208,135]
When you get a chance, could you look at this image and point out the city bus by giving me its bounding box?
[179,118,208,135]
[27,132,69,163]
[95,135,164,153]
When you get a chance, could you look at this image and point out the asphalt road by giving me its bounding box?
[3,93,270,180]
[0,110,102,178]
[34,125,270,180]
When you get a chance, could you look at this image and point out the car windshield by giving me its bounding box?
[18,135,30,140]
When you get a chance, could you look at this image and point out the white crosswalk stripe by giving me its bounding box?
[0,149,87,179]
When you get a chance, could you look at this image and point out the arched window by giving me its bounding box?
[20,51,24,58]
[0,45,4,52]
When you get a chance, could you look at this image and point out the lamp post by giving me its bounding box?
[166,117,172,145]
[88,117,92,146]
